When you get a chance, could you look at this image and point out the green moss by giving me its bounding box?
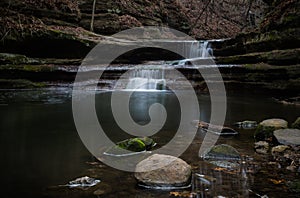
[219,48,300,65]
[217,55,247,64]
[126,138,145,152]
[47,28,95,47]
[116,137,156,152]
[23,65,56,72]
[204,144,241,160]
[282,15,300,25]
[138,137,156,150]
[0,53,40,65]
[210,144,238,154]
[243,63,273,70]
[254,125,276,141]
[245,73,267,82]
[0,79,46,89]
[0,64,59,72]
[288,180,300,193]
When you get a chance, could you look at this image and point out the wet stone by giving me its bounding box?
[202,144,241,160]
[209,160,240,169]
[259,118,288,129]
[271,145,290,155]
[254,118,288,142]
[234,120,258,129]
[134,154,191,189]
[104,137,156,156]
[93,189,105,196]
[274,129,300,145]
[254,141,269,155]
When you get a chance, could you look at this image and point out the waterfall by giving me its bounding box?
[125,40,213,90]
[126,68,166,90]
[176,40,213,66]
[188,40,213,59]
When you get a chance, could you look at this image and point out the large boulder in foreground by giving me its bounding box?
[254,118,288,142]
[274,129,300,146]
[134,154,191,189]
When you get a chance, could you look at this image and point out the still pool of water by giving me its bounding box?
[0,87,299,197]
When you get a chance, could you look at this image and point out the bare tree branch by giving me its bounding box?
[189,0,211,33]
[90,0,96,32]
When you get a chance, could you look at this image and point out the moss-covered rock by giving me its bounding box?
[117,137,156,152]
[208,161,240,169]
[0,64,60,73]
[0,79,46,89]
[202,144,241,161]
[254,118,288,142]
[104,137,156,156]
[215,48,300,65]
[254,125,276,142]
[117,138,145,152]
[0,53,40,65]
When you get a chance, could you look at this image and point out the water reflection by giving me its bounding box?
[0,88,299,197]
[192,160,252,197]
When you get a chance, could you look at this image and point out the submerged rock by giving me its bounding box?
[292,117,300,129]
[269,144,300,172]
[195,173,217,185]
[197,121,238,136]
[234,120,257,129]
[271,145,290,155]
[217,127,239,136]
[135,154,191,189]
[274,129,300,146]
[65,176,100,188]
[254,118,288,142]
[254,141,269,155]
[202,144,241,161]
[209,160,240,169]
[276,96,300,106]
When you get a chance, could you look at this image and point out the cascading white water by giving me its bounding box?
[177,40,213,66]
[126,40,213,90]
[126,68,166,90]
[188,40,213,59]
